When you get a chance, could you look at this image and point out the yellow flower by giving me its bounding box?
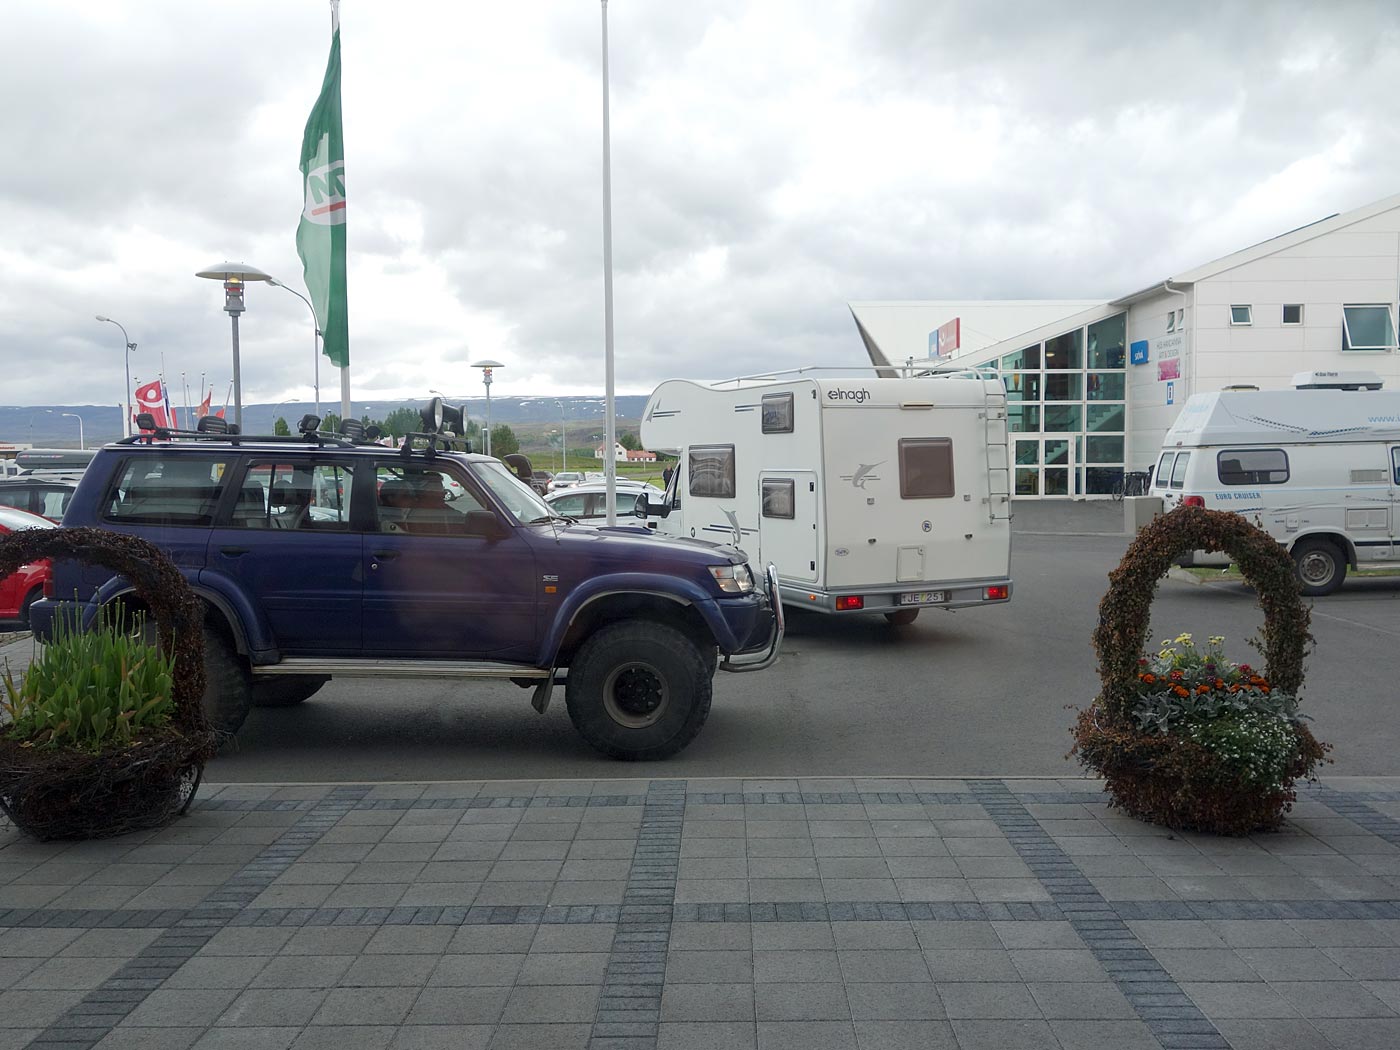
[1208,635,1225,646]
[1175,633,1193,645]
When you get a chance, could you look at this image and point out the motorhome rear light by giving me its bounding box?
[984,585,1009,601]
[1183,495,1206,508]
[835,595,864,611]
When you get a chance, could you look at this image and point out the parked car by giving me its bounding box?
[529,469,553,496]
[545,481,666,522]
[0,505,55,625]
[0,477,79,522]
[32,411,783,758]
[547,470,584,492]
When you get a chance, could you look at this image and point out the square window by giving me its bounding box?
[1003,371,1041,402]
[688,445,736,498]
[1230,305,1253,326]
[760,393,794,434]
[1043,405,1081,432]
[1342,304,1398,351]
[1283,304,1303,325]
[1043,330,1083,370]
[1086,403,1125,432]
[761,478,795,518]
[1014,468,1039,495]
[898,438,955,499]
[1086,436,1125,464]
[1087,372,1125,401]
[1008,404,1040,433]
[1043,373,1082,401]
[1166,312,1175,334]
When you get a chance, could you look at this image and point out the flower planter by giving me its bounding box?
[1072,506,1327,835]
[0,527,218,840]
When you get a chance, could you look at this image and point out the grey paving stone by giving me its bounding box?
[842,982,944,1021]
[312,987,423,1026]
[385,1025,493,1049]
[751,922,834,951]
[1047,1018,1159,1050]
[1008,949,1106,983]
[1313,1017,1400,1050]
[487,1022,592,1050]
[1178,980,1300,1018]
[217,986,329,1027]
[448,924,536,954]
[1207,920,1311,947]
[93,1028,201,1050]
[947,1018,1060,1050]
[1324,946,1400,980]
[1237,946,1353,981]
[1126,920,1229,949]
[669,950,754,983]
[922,948,1019,982]
[837,949,931,984]
[16,954,126,990]
[189,1027,300,1050]
[121,987,240,1027]
[499,984,600,1024]
[830,921,918,951]
[1269,980,1397,1018]
[363,926,454,954]
[1210,1017,1331,1050]
[937,981,1043,1019]
[851,1019,957,1050]
[1150,948,1262,982]
[516,950,609,985]
[668,923,750,951]
[1025,981,1136,1020]
[162,955,270,990]
[280,927,376,955]
[341,953,439,986]
[910,921,1002,950]
[755,1019,857,1050]
[754,982,849,1021]
[662,982,755,1022]
[752,949,839,983]
[992,920,1082,950]
[656,1020,757,1049]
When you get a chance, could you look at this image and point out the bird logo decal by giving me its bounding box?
[839,461,884,488]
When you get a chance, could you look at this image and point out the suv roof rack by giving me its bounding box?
[119,422,358,449]
[398,431,474,459]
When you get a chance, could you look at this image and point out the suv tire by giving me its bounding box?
[1292,537,1346,597]
[252,676,329,708]
[203,626,253,735]
[565,621,712,760]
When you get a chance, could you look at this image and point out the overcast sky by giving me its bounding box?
[2,0,1398,409]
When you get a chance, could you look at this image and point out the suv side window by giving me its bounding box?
[105,457,231,526]
[228,461,357,531]
[376,464,485,535]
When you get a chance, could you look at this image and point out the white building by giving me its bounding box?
[851,193,1400,498]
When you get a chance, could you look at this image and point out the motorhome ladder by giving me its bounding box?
[980,381,1012,522]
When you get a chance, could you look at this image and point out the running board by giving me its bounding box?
[253,658,550,680]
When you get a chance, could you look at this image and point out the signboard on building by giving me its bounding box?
[928,317,961,359]
[1129,339,1149,365]
[1158,358,1181,381]
[1153,332,1183,382]
[1166,381,1174,405]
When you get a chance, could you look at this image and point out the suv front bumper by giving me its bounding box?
[720,564,783,673]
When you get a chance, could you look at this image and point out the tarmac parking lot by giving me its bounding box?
[200,507,1400,785]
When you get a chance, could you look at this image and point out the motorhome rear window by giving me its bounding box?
[762,478,795,519]
[104,457,231,527]
[1169,452,1190,489]
[1155,452,1175,488]
[761,393,795,434]
[898,438,955,499]
[688,446,736,499]
[1217,449,1289,486]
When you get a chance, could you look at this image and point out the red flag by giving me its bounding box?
[133,380,171,429]
[195,391,212,418]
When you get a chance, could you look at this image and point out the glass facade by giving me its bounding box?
[997,312,1127,497]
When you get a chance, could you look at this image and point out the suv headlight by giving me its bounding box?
[709,563,755,594]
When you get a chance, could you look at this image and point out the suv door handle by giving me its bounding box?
[219,546,250,557]
[371,549,401,560]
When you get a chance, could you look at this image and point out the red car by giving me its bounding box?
[0,505,54,625]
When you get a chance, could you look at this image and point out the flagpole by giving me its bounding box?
[182,373,191,430]
[600,0,617,527]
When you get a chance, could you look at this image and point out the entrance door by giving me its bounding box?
[758,470,819,583]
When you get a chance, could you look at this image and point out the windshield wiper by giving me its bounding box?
[527,514,575,525]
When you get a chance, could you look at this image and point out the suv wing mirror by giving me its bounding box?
[464,510,508,539]
[638,496,670,519]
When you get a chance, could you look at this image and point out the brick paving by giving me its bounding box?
[0,777,1398,1050]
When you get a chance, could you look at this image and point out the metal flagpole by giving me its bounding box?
[601,0,617,526]
[182,373,191,429]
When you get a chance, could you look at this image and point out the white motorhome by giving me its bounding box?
[639,369,1013,624]
[1152,370,1397,595]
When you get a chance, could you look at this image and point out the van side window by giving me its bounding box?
[899,438,955,499]
[1169,452,1190,489]
[1155,452,1175,488]
[1217,449,1288,486]
[105,457,232,527]
[761,393,795,434]
[762,479,795,519]
[689,446,736,499]
[1393,449,1400,487]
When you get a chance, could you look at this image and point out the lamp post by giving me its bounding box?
[195,262,273,430]
[267,277,322,420]
[95,316,136,438]
[471,361,504,457]
[557,400,568,472]
[60,413,84,450]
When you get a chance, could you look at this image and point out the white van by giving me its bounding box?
[1152,370,1398,595]
[639,369,1013,624]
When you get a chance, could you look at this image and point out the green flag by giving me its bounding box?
[296,5,348,368]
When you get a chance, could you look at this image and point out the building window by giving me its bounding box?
[1166,312,1176,334]
[1217,449,1289,486]
[1002,372,1041,402]
[760,393,794,434]
[1177,308,1185,329]
[1086,403,1125,433]
[1087,372,1125,401]
[1342,304,1398,351]
[1087,314,1126,368]
[1043,373,1082,401]
[1000,345,1040,371]
[1086,436,1125,464]
[688,445,736,498]
[1042,405,1081,432]
[1230,305,1253,326]
[761,478,795,519]
[1007,404,1040,432]
[1282,304,1303,326]
[898,438,955,499]
[1043,329,1083,369]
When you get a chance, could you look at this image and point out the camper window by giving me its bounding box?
[898,438,955,499]
[1342,304,1398,351]
[1169,452,1190,489]
[761,393,795,434]
[762,479,795,519]
[1217,449,1288,486]
[1230,305,1253,326]
[688,446,736,499]
[1154,452,1175,489]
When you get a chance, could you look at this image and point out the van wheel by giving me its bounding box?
[252,676,328,708]
[202,626,253,735]
[1293,538,1346,597]
[884,609,920,626]
[565,621,712,760]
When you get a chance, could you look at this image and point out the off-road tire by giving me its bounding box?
[252,676,329,708]
[884,609,920,626]
[18,589,39,628]
[1292,537,1346,597]
[203,625,253,735]
[565,621,712,761]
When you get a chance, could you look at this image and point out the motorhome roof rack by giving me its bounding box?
[711,364,996,387]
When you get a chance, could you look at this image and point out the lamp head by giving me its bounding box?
[95,314,109,322]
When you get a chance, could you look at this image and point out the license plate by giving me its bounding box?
[900,590,945,606]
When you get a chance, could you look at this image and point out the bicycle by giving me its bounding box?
[1111,470,1151,501]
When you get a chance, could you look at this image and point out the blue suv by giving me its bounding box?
[33,408,782,760]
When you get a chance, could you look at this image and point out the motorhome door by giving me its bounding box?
[758,470,819,583]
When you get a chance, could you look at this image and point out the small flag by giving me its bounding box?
[195,391,212,418]
[296,1,349,370]
[133,380,172,429]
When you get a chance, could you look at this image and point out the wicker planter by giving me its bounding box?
[1072,506,1327,836]
[0,528,218,840]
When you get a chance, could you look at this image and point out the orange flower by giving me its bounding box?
[1229,684,1241,693]
[1196,685,1210,694]
[1214,678,1225,689]
[1173,686,1190,698]
[1260,686,1270,694]
[1141,673,1157,684]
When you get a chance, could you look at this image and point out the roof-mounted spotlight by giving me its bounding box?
[440,403,466,436]
[196,415,230,434]
[134,412,158,432]
[420,396,445,433]
[298,414,322,435]
[338,417,366,442]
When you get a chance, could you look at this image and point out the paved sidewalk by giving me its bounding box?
[2,778,1399,1050]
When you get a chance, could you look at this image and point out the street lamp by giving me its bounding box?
[60,413,84,450]
[195,261,273,430]
[556,400,568,472]
[266,277,322,420]
[471,360,504,457]
[95,316,137,438]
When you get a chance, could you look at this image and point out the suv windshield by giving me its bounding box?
[474,461,556,521]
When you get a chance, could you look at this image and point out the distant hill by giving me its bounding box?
[0,395,652,448]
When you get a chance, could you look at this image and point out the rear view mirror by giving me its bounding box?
[640,497,670,519]
[464,510,506,539]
